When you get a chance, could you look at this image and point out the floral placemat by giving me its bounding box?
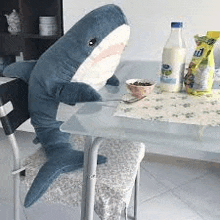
[114,85,220,126]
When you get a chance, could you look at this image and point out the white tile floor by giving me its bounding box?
[0,128,220,220]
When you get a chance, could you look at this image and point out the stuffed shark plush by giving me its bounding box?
[3,4,130,207]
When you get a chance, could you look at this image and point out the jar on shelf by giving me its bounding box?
[39,16,57,36]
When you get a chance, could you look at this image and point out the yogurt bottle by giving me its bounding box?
[160,22,187,92]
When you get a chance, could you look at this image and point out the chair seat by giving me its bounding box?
[21,135,145,220]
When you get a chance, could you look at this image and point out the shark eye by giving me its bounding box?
[88,38,97,47]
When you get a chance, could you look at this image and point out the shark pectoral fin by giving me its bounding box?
[106,74,120,86]
[105,75,120,94]
[58,82,102,105]
[24,149,107,208]
[33,136,40,145]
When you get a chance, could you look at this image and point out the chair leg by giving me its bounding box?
[124,205,128,220]
[8,134,21,220]
[134,165,140,220]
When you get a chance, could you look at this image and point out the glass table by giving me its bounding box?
[60,60,220,220]
[58,60,220,155]
[60,99,220,220]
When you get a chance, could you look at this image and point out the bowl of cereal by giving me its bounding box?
[126,79,156,99]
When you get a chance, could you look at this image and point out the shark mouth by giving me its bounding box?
[71,24,130,91]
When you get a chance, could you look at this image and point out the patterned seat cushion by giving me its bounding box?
[22,135,145,220]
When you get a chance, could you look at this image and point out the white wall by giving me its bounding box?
[63,0,220,63]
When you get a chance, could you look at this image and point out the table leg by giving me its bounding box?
[81,136,104,220]
[80,136,92,220]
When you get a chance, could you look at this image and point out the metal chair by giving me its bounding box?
[23,137,144,220]
[0,77,144,220]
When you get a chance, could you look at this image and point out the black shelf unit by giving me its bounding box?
[0,0,63,60]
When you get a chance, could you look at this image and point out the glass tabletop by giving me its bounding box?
[60,100,220,153]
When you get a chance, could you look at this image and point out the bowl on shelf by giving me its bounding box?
[126,78,156,99]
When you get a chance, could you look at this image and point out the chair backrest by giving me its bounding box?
[0,78,29,135]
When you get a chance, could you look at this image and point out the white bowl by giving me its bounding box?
[126,79,156,99]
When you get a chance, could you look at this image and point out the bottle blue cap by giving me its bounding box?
[171,22,183,28]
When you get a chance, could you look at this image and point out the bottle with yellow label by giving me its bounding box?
[160,22,187,92]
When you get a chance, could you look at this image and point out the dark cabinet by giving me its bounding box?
[0,0,63,60]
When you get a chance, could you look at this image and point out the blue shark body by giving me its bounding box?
[3,4,130,207]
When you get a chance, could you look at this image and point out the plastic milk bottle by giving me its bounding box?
[160,22,186,92]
